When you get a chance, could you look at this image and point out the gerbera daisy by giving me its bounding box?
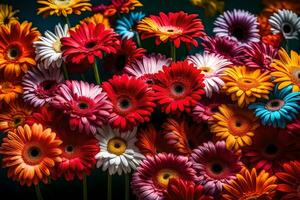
[124,53,172,85]
[0,101,32,133]
[0,4,19,26]
[53,127,99,181]
[132,153,196,200]
[0,78,23,104]
[202,36,245,65]
[271,48,300,92]
[37,0,91,17]
[164,178,214,200]
[222,168,277,200]
[210,104,259,150]
[243,42,278,70]
[0,21,40,78]
[187,53,232,98]
[78,13,110,29]
[137,11,205,48]
[190,141,243,195]
[286,118,300,137]
[190,0,224,17]
[153,61,205,114]
[0,123,62,186]
[262,33,283,48]
[276,160,300,199]
[249,85,300,128]
[116,12,145,39]
[263,0,300,15]
[269,9,300,40]
[222,66,273,107]
[61,22,119,64]
[95,125,144,175]
[52,80,112,134]
[103,38,146,74]
[242,127,300,174]
[22,67,64,107]
[102,74,155,130]
[213,9,260,44]
[34,23,69,69]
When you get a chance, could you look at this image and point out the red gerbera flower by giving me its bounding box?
[153,61,205,114]
[137,11,206,48]
[61,22,119,64]
[102,74,156,130]
[287,118,300,137]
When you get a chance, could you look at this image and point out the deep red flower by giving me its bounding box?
[102,74,156,130]
[153,61,205,114]
[262,34,282,48]
[61,22,119,64]
[287,118,300,137]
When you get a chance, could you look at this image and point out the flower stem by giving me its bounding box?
[92,60,101,84]
[170,42,176,61]
[135,32,142,47]
[62,62,69,80]
[80,73,86,81]
[35,184,44,200]
[83,174,88,200]
[285,39,289,52]
[125,173,129,200]
[64,16,71,28]
[107,174,112,200]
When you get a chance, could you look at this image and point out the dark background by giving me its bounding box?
[0,0,298,200]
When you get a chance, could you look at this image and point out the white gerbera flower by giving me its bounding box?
[95,125,145,175]
[187,53,232,98]
[269,9,300,40]
[34,23,69,69]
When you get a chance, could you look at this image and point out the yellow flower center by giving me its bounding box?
[199,66,212,75]
[228,115,251,136]
[7,46,20,60]
[159,26,183,36]
[237,78,258,91]
[107,137,127,156]
[52,39,62,53]
[155,169,179,188]
[53,0,71,6]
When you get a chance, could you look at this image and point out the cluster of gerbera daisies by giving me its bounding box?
[0,0,300,200]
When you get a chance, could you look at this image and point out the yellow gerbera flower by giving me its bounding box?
[222,66,273,107]
[190,0,224,17]
[210,104,260,150]
[271,48,300,92]
[71,13,110,31]
[37,0,92,17]
[0,4,19,26]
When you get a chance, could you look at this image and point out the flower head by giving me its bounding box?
[116,12,145,39]
[0,4,19,26]
[0,79,23,104]
[78,13,110,29]
[190,0,224,17]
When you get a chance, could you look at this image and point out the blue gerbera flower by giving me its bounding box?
[249,84,300,128]
[115,12,145,39]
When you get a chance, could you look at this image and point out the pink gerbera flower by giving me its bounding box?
[52,80,112,134]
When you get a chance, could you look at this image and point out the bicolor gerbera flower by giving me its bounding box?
[125,53,172,85]
[187,53,231,98]
[243,42,278,70]
[213,9,260,44]
[95,125,144,175]
[222,168,277,200]
[0,101,32,133]
[0,21,40,78]
[276,160,300,199]
[52,80,112,134]
[242,127,300,174]
[37,0,91,17]
[190,141,243,195]
[222,66,274,107]
[0,4,19,26]
[22,67,64,108]
[202,36,245,65]
[116,12,145,39]
[137,11,205,48]
[34,23,69,69]
[269,9,300,40]
[153,61,205,114]
[61,22,119,64]
[132,153,196,200]
[102,74,155,131]
[53,127,99,181]
[249,85,300,128]
[0,78,23,104]
[271,48,300,92]
[0,124,62,186]
[210,104,259,150]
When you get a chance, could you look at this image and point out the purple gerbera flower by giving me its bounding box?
[190,141,243,196]
[213,9,260,45]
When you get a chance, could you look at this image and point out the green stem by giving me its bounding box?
[64,16,71,28]
[135,32,142,47]
[125,173,129,200]
[62,62,69,80]
[285,39,289,52]
[80,73,86,81]
[83,174,88,200]
[170,43,176,61]
[92,61,101,84]
[34,184,44,200]
[107,174,112,200]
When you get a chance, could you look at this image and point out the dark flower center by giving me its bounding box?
[232,26,245,40]
[40,80,56,91]
[163,173,171,179]
[265,144,278,155]
[211,163,223,174]
[172,83,185,96]
[3,17,9,25]
[78,102,89,109]
[85,41,97,49]
[14,117,22,126]
[28,147,41,158]
[210,106,219,113]
[145,79,154,85]
[235,121,242,127]
[65,145,74,153]
[118,98,131,110]
[265,99,285,111]
[282,23,293,34]
[7,46,20,60]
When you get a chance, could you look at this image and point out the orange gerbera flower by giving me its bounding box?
[262,0,300,16]
[98,0,143,17]
[0,4,19,27]
[0,123,62,186]
[0,101,32,133]
[0,21,39,78]
[0,79,23,104]
[79,13,110,29]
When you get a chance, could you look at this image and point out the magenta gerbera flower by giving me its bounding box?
[52,80,112,134]
[190,141,243,196]
[22,67,64,107]
[213,9,260,44]
[132,153,196,200]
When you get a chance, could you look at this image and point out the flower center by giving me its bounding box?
[237,78,258,91]
[231,26,245,40]
[117,97,132,111]
[85,41,97,49]
[171,82,185,96]
[199,67,212,75]
[13,116,23,127]
[28,146,41,159]
[264,143,278,156]
[210,162,223,174]
[77,101,89,110]
[291,67,300,84]
[107,137,127,156]
[155,169,179,188]
[52,39,62,53]
[3,17,9,25]
[282,23,293,34]
[65,145,75,154]
[228,115,251,136]
[40,80,56,91]
[160,26,183,36]
[53,0,71,5]
[7,46,20,60]
[265,99,285,111]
